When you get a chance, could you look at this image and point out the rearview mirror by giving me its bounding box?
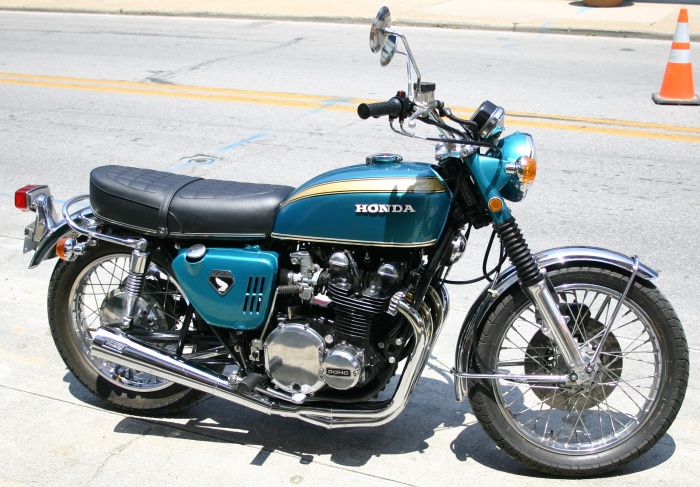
[380,34,397,67]
[370,6,392,53]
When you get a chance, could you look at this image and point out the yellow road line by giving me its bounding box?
[512,111,700,134]
[1,72,698,143]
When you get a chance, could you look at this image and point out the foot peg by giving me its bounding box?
[236,373,266,394]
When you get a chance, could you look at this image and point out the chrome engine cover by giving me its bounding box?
[264,322,325,394]
[322,343,363,390]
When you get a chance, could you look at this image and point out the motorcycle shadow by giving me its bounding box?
[64,371,677,476]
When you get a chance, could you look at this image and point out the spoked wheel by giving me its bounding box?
[468,265,688,476]
[49,242,206,414]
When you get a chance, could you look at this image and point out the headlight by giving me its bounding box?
[497,133,537,202]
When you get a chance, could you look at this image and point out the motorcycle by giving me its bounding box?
[14,7,688,476]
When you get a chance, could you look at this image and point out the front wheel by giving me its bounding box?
[468,265,688,476]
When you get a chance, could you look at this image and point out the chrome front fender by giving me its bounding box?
[453,246,658,402]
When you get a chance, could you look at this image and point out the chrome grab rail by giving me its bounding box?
[62,195,147,251]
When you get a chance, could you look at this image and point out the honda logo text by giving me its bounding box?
[355,204,416,214]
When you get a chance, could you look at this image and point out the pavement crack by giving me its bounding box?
[87,426,154,486]
[145,76,176,85]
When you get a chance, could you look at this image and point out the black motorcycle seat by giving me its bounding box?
[89,165,295,237]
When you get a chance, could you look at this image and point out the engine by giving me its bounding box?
[261,247,414,397]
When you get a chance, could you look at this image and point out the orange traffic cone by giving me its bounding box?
[653,9,699,105]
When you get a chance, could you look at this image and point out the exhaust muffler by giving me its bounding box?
[91,327,277,417]
[90,298,434,428]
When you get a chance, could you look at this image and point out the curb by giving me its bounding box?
[0,7,696,41]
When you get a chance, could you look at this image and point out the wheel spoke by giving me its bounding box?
[69,254,186,392]
[489,277,663,454]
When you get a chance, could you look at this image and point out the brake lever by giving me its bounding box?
[407,107,430,128]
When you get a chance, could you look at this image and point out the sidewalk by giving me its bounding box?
[0,0,699,40]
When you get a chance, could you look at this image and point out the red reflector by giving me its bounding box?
[15,185,43,211]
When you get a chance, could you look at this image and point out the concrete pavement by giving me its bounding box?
[1,3,699,487]
[0,0,699,39]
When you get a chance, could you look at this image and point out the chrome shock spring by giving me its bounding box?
[121,249,150,329]
[124,270,145,295]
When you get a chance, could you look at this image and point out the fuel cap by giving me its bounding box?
[366,153,403,165]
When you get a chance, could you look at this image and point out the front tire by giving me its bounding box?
[48,242,206,415]
[468,265,688,476]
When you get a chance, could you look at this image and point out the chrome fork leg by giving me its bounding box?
[494,217,588,379]
[121,249,150,329]
[524,279,588,377]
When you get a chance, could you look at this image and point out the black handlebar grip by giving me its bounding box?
[357,97,403,120]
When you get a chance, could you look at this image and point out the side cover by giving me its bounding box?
[172,246,278,330]
[272,162,452,247]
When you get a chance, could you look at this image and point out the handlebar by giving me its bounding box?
[357,96,404,120]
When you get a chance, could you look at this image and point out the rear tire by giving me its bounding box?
[48,242,206,415]
[468,265,688,476]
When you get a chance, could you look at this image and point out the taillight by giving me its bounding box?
[15,185,49,211]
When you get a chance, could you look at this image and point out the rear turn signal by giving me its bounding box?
[56,236,70,261]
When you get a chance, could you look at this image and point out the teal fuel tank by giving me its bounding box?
[272,160,452,247]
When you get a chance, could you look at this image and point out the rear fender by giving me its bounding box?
[28,208,95,269]
[453,246,658,402]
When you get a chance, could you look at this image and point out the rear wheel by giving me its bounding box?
[48,242,206,415]
[468,265,688,476]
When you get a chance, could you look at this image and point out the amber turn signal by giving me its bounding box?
[518,157,537,184]
[56,236,70,261]
[488,197,504,212]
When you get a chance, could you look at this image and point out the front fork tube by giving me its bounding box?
[120,248,150,329]
[495,217,588,379]
[523,280,589,377]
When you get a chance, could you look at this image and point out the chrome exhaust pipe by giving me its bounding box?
[91,328,278,417]
[90,299,439,428]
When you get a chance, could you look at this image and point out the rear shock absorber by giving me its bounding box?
[121,249,150,329]
[495,217,542,286]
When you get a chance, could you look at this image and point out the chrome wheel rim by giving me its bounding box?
[69,253,187,392]
[493,283,663,454]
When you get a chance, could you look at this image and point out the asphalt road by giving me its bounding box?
[0,11,698,487]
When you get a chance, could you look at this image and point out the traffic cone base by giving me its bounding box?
[652,92,700,105]
[653,8,699,106]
